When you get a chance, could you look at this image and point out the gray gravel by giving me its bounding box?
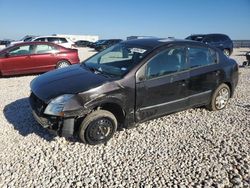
[0,48,250,187]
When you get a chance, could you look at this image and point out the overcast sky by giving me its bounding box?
[0,0,250,40]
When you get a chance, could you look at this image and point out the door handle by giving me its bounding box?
[216,70,220,76]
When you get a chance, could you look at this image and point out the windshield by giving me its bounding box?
[82,43,151,77]
[23,37,33,42]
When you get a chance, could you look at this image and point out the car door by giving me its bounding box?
[29,44,59,72]
[135,45,189,122]
[187,45,220,106]
[1,44,33,75]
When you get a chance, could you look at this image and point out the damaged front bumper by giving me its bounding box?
[29,93,88,137]
[32,109,75,137]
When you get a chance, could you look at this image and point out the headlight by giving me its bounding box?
[44,94,74,116]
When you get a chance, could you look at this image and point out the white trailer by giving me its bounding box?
[52,34,99,42]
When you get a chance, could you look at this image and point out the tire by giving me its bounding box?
[207,83,230,111]
[56,61,70,69]
[79,110,117,145]
[223,49,230,57]
[242,61,248,67]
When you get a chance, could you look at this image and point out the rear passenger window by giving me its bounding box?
[34,38,46,42]
[146,46,187,79]
[58,38,67,43]
[34,45,57,54]
[47,38,59,44]
[188,47,217,68]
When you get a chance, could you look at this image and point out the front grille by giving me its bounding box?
[29,92,47,116]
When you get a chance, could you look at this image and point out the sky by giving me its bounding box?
[0,0,250,40]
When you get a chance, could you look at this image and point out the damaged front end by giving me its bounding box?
[29,92,90,137]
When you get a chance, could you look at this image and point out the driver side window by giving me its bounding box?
[8,45,33,56]
[146,46,187,79]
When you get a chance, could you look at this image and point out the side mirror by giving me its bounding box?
[138,75,146,82]
[136,65,146,82]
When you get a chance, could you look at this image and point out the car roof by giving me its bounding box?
[122,38,208,49]
[7,41,65,49]
[34,36,67,38]
[189,33,228,37]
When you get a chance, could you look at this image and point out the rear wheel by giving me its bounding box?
[242,61,250,66]
[223,49,230,57]
[207,84,230,111]
[79,110,117,145]
[57,61,70,69]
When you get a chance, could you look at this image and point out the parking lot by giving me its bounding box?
[0,48,249,187]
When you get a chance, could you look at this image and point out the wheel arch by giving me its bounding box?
[223,82,233,97]
[94,102,126,128]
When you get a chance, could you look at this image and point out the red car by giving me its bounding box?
[0,42,80,76]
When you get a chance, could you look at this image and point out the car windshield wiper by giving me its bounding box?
[82,63,99,73]
[83,64,112,78]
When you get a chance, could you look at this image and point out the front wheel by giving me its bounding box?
[79,110,117,145]
[207,84,230,111]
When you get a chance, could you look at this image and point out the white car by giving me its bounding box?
[31,36,75,48]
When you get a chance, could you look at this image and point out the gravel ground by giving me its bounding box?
[0,48,250,188]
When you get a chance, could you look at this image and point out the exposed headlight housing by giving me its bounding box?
[44,94,74,116]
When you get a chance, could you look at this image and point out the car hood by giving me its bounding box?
[30,64,110,102]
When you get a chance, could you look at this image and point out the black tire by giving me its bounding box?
[242,61,248,67]
[223,49,230,57]
[56,60,70,69]
[207,83,230,111]
[79,110,117,145]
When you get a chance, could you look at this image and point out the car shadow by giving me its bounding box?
[3,97,55,141]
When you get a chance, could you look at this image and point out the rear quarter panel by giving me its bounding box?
[58,49,79,64]
[218,52,238,96]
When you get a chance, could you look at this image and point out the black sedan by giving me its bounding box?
[29,38,239,145]
[74,40,91,47]
[94,39,122,51]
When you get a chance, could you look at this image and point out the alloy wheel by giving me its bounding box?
[223,49,230,57]
[215,87,229,109]
[57,61,70,69]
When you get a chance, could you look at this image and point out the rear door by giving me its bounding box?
[29,44,60,72]
[187,45,220,106]
[135,45,189,122]
[2,44,33,75]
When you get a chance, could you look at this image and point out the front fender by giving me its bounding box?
[62,95,90,117]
